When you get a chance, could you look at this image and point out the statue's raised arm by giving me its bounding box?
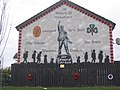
[58,21,61,32]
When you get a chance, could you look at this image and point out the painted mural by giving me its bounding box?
[20,5,111,64]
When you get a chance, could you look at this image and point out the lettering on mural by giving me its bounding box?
[55,7,73,19]
[42,49,57,52]
[26,41,46,45]
[68,28,85,32]
[42,29,56,33]
[85,40,101,44]
[70,49,83,52]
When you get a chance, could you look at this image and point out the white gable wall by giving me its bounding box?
[20,5,110,63]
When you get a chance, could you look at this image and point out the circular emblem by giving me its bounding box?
[33,26,41,37]
[107,74,113,80]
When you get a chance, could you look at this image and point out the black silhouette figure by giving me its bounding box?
[37,51,42,63]
[77,56,80,63]
[98,51,103,63]
[57,21,72,55]
[91,50,96,63]
[104,55,110,63]
[44,55,47,64]
[32,50,36,63]
[84,52,88,63]
[23,51,28,63]
[50,58,54,64]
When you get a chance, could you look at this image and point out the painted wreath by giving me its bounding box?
[107,74,114,80]
[27,73,33,80]
[73,71,80,80]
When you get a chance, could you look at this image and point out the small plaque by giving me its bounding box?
[56,54,72,64]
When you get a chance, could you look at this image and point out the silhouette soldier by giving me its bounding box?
[23,51,28,63]
[91,50,96,63]
[77,56,80,63]
[37,51,42,63]
[84,52,88,63]
[98,51,103,63]
[44,55,48,64]
[50,58,54,64]
[32,50,36,63]
[104,55,110,63]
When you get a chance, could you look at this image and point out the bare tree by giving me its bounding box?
[0,0,12,57]
[0,0,12,88]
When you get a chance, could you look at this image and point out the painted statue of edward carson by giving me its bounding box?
[57,21,72,55]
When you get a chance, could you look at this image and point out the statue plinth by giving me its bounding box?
[56,54,72,64]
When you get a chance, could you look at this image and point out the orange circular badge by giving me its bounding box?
[33,26,41,37]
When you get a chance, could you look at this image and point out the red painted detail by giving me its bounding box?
[87,13,90,16]
[74,7,77,10]
[41,14,44,17]
[27,21,30,25]
[104,22,107,25]
[17,54,20,56]
[93,16,96,19]
[85,12,88,15]
[17,60,20,64]
[35,17,38,21]
[30,20,33,23]
[58,3,62,7]
[109,35,112,37]
[109,32,112,35]
[66,3,69,6]
[20,27,23,29]
[27,73,33,80]
[107,23,110,26]
[19,33,22,35]
[64,2,67,4]
[98,19,102,22]
[82,10,85,14]
[33,19,35,22]
[76,8,79,11]
[109,25,112,29]
[38,16,41,19]
[110,53,113,56]
[110,47,113,50]
[96,18,99,20]
[73,71,80,80]
[56,5,59,8]
[18,47,21,50]
[18,40,21,42]
[109,29,112,32]
[101,20,104,23]
[110,44,113,47]
[109,41,113,44]
[18,47,21,49]
[80,10,82,12]
[19,36,22,38]
[71,6,74,9]
[69,4,72,7]
[18,51,21,53]
[90,14,93,18]
[109,37,113,40]
[61,2,64,5]
[18,57,20,60]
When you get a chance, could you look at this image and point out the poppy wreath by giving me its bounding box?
[107,74,114,80]
[73,71,80,80]
[27,73,33,80]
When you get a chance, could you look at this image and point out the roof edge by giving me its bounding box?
[16,0,116,31]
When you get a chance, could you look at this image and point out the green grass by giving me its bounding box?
[2,87,120,90]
